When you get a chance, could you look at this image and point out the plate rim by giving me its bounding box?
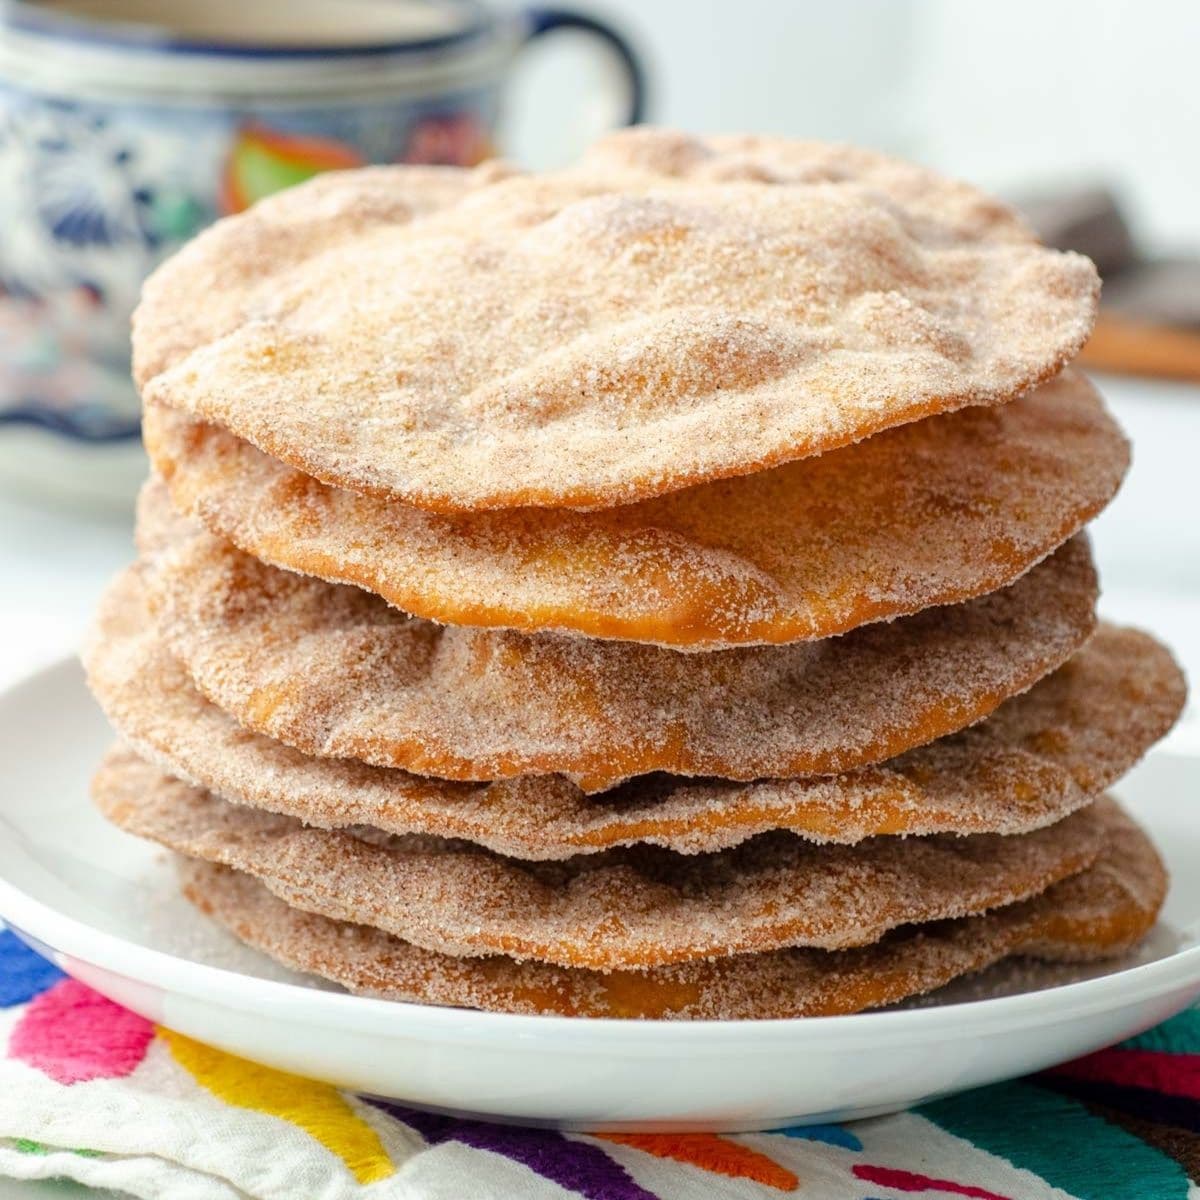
[4,654,1200,1050]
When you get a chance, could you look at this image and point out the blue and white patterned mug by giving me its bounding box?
[0,0,644,446]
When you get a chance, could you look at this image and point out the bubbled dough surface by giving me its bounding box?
[176,799,1164,1018]
[83,568,1186,858]
[143,369,1126,648]
[94,747,1109,972]
[135,128,1100,512]
[140,486,1099,792]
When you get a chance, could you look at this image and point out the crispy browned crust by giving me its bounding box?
[141,491,1098,790]
[95,746,1117,971]
[83,565,1185,857]
[175,799,1165,1018]
[143,369,1126,648]
[135,129,1098,513]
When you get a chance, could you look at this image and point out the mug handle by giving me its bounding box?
[521,7,647,126]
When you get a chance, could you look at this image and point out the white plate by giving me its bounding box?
[2,657,1200,1132]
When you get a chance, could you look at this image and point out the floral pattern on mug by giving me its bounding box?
[220,124,367,215]
[0,4,641,443]
[402,111,494,166]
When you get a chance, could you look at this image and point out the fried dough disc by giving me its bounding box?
[143,370,1127,649]
[130,161,511,391]
[143,491,1098,790]
[135,128,1099,512]
[94,747,1108,970]
[84,563,1186,856]
[177,799,1163,1018]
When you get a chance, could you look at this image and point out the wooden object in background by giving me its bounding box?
[1080,315,1200,383]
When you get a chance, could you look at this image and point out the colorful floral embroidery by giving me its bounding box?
[162,1030,394,1185]
[919,1078,1191,1199]
[853,1164,1015,1199]
[598,1132,798,1190]
[0,931,63,1008]
[375,1103,658,1199]
[774,1122,863,1150]
[8,979,153,1085]
[7,930,1200,1200]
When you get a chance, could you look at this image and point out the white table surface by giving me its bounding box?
[0,372,1197,1198]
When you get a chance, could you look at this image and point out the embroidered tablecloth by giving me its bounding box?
[0,929,1194,1199]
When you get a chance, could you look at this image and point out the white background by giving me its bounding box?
[0,4,1198,1196]
[514,0,1200,250]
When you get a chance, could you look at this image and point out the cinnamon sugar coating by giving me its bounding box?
[142,488,1098,790]
[83,566,1185,856]
[135,128,1099,513]
[93,747,1108,970]
[143,369,1127,649]
[176,799,1164,1018]
[131,162,510,388]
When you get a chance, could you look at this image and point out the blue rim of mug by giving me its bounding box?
[0,403,141,442]
[3,0,494,59]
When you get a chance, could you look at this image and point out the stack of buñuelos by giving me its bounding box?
[86,128,1186,1020]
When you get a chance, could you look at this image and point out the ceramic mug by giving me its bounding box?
[0,0,645,452]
